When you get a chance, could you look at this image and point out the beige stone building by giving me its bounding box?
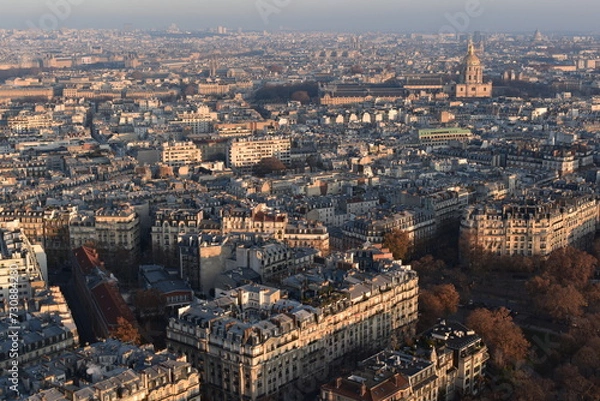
[26,358,200,401]
[69,207,140,256]
[283,221,330,255]
[221,204,288,240]
[461,193,599,257]
[7,112,55,133]
[151,208,205,262]
[321,321,489,401]
[166,267,419,401]
[0,86,53,101]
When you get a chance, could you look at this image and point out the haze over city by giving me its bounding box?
[1,0,600,32]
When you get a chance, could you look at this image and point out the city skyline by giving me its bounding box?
[2,0,600,33]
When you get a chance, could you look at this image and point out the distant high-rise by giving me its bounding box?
[473,30,485,53]
[209,56,218,78]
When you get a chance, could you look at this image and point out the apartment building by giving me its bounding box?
[226,137,291,171]
[170,110,215,134]
[0,86,54,101]
[0,227,46,301]
[161,141,202,167]
[178,233,228,295]
[17,339,200,401]
[221,204,288,240]
[232,241,294,280]
[461,192,599,257]
[0,209,46,244]
[418,128,474,147]
[151,208,204,260]
[339,209,436,251]
[69,207,140,256]
[401,188,471,229]
[322,321,489,401]
[7,112,55,133]
[166,266,419,401]
[283,221,330,255]
[0,287,79,370]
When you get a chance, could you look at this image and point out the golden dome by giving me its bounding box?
[464,42,481,66]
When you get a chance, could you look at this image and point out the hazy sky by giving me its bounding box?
[3,0,600,33]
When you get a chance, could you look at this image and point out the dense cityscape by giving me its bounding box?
[1,21,600,401]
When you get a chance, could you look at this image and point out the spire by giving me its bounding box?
[467,39,475,56]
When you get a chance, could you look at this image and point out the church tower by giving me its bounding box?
[464,41,483,84]
[455,40,492,98]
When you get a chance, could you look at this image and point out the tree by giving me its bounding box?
[528,275,587,322]
[418,284,460,331]
[134,289,166,317]
[512,372,556,401]
[543,247,596,289]
[419,291,444,329]
[290,90,310,104]
[535,284,587,322]
[267,64,284,74]
[253,157,287,177]
[553,364,596,400]
[572,337,600,377]
[411,255,445,276]
[569,313,600,346]
[459,231,490,272]
[130,71,144,80]
[432,284,460,315]
[383,229,412,261]
[467,307,530,368]
[182,83,197,98]
[350,65,364,74]
[584,283,600,313]
[526,274,552,295]
[111,316,142,345]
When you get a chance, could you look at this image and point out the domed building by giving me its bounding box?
[454,41,492,98]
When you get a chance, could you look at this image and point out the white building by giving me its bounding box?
[0,227,46,302]
[161,141,202,167]
[227,136,291,171]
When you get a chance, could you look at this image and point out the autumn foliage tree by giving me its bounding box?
[410,255,447,287]
[383,229,412,261]
[419,284,460,330]
[467,307,530,369]
[527,279,587,321]
[527,247,596,322]
[543,247,596,288]
[111,316,142,345]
